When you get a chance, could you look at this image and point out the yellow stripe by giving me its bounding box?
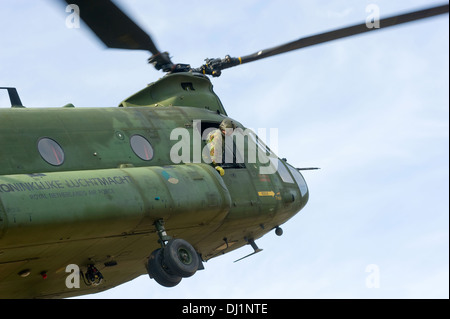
[258,191,275,197]
[238,57,242,64]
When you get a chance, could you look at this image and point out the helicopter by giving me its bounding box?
[0,1,448,299]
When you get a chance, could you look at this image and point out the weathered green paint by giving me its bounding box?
[0,164,231,245]
[0,73,308,298]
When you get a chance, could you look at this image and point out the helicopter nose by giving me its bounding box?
[269,161,310,230]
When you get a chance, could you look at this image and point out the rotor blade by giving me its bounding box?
[195,3,448,76]
[239,4,449,65]
[62,0,175,71]
[63,0,159,52]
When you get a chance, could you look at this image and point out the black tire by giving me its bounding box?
[163,239,199,278]
[147,248,182,287]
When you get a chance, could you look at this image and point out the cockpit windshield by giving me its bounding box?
[265,157,308,197]
[287,164,308,196]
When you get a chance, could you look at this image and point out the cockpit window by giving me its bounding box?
[274,158,294,184]
[246,129,273,165]
[288,165,308,196]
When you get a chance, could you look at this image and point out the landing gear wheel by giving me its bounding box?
[147,248,182,287]
[163,239,199,278]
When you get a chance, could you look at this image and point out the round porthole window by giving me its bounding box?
[37,138,65,166]
[130,135,154,161]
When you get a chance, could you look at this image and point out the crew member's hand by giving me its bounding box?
[215,166,225,176]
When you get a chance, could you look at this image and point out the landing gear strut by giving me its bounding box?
[147,220,200,287]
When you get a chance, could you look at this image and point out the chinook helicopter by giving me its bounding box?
[0,1,448,298]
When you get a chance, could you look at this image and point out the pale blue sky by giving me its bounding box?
[1,1,448,299]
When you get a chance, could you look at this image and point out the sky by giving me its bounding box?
[0,1,448,299]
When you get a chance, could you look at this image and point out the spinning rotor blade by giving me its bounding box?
[62,0,174,71]
[63,0,157,52]
[196,3,449,76]
[240,4,449,64]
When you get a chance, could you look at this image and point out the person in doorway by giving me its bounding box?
[206,119,236,176]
